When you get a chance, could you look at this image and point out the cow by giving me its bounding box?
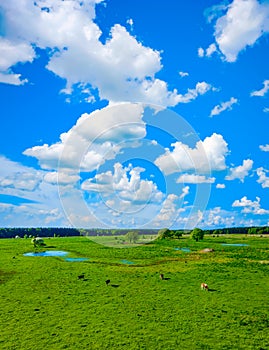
[201,283,208,291]
[105,279,111,286]
[78,274,85,280]
[159,274,164,280]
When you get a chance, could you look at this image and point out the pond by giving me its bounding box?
[24,251,68,257]
[221,243,249,247]
[24,251,89,261]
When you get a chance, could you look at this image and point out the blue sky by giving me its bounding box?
[0,0,269,229]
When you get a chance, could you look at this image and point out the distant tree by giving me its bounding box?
[174,230,183,239]
[190,228,204,242]
[248,227,257,235]
[157,228,172,240]
[32,237,45,248]
[125,231,139,244]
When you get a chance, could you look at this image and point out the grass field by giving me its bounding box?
[0,235,269,349]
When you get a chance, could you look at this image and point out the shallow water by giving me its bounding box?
[221,243,249,247]
[175,247,191,252]
[65,257,89,262]
[120,259,135,265]
[24,250,68,257]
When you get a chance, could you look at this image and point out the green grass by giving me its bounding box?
[1,235,269,349]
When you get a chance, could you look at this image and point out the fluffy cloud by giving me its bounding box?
[81,162,163,205]
[202,207,235,227]
[44,172,80,185]
[207,0,269,62]
[176,174,215,184]
[259,144,269,152]
[179,186,190,199]
[256,167,269,188]
[0,38,35,85]
[155,133,228,175]
[225,159,253,182]
[216,183,225,189]
[0,156,43,194]
[0,0,214,106]
[151,194,181,224]
[0,172,42,191]
[179,71,189,78]
[199,43,218,58]
[24,103,145,171]
[232,196,269,215]
[0,156,69,226]
[198,47,204,57]
[251,80,269,97]
[175,82,214,103]
[210,97,238,117]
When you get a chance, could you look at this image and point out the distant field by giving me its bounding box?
[88,234,158,247]
[0,235,269,349]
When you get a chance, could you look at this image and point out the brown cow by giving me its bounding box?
[201,283,208,291]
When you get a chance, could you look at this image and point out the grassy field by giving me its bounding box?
[0,235,269,350]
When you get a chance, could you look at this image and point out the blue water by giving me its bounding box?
[175,247,191,252]
[65,257,89,262]
[120,259,135,265]
[24,250,68,257]
[221,243,249,247]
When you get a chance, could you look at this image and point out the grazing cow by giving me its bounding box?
[159,274,164,280]
[201,283,208,291]
[105,279,110,286]
[78,274,85,280]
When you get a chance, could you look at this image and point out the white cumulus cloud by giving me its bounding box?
[208,0,269,62]
[176,174,215,184]
[251,80,269,97]
[155,133,228,175]
[256,167,269,188]
[0,38,35,85]
[210,97,238,117]
[259,144,269,152]
[81,162,163,205]
[225,159,253,182]
[216,183,225,189]
[232,196,269,215]
[0,0,214,106]
[23,103,145,171]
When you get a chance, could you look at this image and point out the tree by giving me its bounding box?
[157,228,172,240]
[190,228,204,242]
[32,237,45,248]
[125,231,139,244]
[174,230,183,239]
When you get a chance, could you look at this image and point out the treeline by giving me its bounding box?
[0,226,268,239]
[157,226,269,240]
[80,228,159,237]
[0,227,160,239]
[205,226,269,235]
[0,227,81,239]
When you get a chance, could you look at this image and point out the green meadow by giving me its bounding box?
[1,235,269,350]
